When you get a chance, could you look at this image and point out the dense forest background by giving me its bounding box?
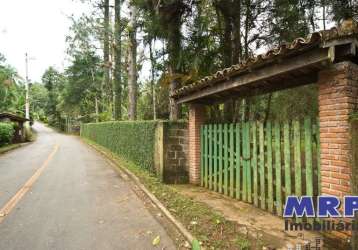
[1,0,357,128]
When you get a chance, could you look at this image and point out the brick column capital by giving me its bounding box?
[318,61,358,80]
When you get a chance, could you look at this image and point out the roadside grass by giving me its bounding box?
[83,138,257,250]
[28,127,38,142]
[0,143,21,154]
[0,127,37,155]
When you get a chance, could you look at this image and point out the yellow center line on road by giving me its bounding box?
[0,144,59,224]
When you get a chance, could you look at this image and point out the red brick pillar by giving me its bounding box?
[318,62,358,197]
[188,104,206,184]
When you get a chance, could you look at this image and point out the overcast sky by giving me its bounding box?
[0,0,91,82]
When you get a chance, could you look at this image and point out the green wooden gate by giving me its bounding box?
[200,118,320,215]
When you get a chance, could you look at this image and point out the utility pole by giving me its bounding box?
[25,53,30,120]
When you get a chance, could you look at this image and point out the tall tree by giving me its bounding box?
[0,55,24,114]
[102,0,111,113]
[136,0,189,120]
[328,0,358,22]
[42,67,65,128]
[128,2,138,120]
[149,39,157,120]
[156,1,188,120]
[214,0,235,67]
[113,0,122,120]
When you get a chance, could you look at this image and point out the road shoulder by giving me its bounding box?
[0,142,32,155]
[80,137,257,250]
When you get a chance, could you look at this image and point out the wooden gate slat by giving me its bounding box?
[247,123,252,203]
[283,122,291,197]
[213,124,218,192]
[204,125,208,188]
[209,124,213,190]
[259,123,265,209]
[218,124,223,193]
[242,123,247,201]
[244,123,252,203]
[224,124,229,195]
[230,124,235,197]
[236,123,241,199]
[267,122,274,213]
[274,121,282,215]
[252,122,258,206]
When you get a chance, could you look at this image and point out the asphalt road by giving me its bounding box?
[0,122,176,250]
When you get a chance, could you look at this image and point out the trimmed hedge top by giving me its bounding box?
[81,121,158,170]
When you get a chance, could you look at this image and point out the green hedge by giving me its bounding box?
[0,122,15,146]
[81,121,158,170]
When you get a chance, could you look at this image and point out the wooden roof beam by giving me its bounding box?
[196,71,318,106]
[175,47,333,104]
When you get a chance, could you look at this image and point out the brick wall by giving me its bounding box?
[163,122,189,183]
[188,104,206,184]
[352,118,358,248]
[153,121,189,184]
[318,62,358,197]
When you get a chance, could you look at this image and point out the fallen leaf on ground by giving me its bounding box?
[152,235,160,246]
[184,241,191,248]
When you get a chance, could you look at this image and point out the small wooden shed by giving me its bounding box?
[0,113,29,143]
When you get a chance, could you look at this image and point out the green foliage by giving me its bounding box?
[351,113,358,121]
[81,121,158,170]
[30,83,48,122]
[137,81,169,120]
[0,53,25,114]
[0,122,15,146]
[42,67,67,128]
[328,0,358,22]
[269,0,310,43]
[269,84,318,121]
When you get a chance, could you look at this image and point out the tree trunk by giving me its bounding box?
[149,40,157,120]
[103,0,110,112]
[244,0,250,59]
[91,68,99,123]
[95,96,99,123]
[223,14,233,67]
[128,3,137,120]
[169,67,180,121]
[113,0,122,120]
[168,25,181,121]
[214,0,234,122]
[322,0,326,30]
[232,0,242,64]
